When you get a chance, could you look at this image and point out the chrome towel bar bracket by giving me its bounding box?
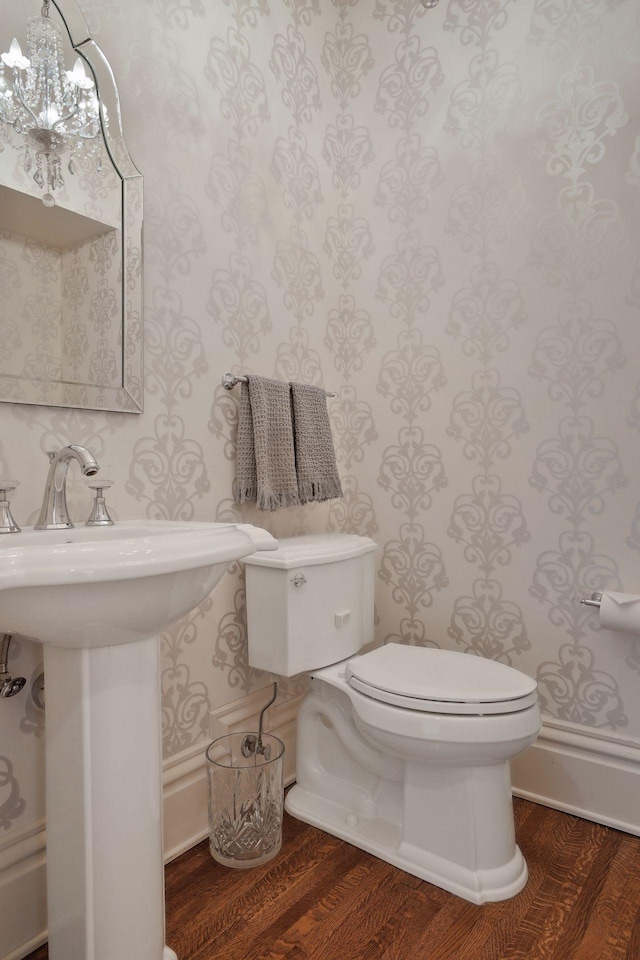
[578,591,603,609]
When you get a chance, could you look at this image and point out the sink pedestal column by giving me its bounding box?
[44,634,178,960]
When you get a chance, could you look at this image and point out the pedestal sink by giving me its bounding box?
[0,520,277,960]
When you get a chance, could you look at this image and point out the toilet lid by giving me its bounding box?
[345,644,538,715]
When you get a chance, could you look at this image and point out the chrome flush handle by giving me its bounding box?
[290,572,307,588]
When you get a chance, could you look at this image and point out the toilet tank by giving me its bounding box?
[242,534,377,677]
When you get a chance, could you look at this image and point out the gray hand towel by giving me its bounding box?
[290,381,343,505]
[234,375,301,511]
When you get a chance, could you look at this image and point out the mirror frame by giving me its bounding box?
[0,0,143,413]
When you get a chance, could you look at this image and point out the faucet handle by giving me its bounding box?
[85,479,114,527]
[0,480,20,534]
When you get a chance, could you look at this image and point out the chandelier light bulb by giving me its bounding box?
[2,39,30,71]
[67,57,94,90]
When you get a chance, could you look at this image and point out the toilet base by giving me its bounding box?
[288,671,539,904]
[285,783,528,905]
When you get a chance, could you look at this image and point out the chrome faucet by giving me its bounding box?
[35,445,99,530]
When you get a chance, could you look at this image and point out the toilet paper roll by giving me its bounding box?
[599,591,640,636]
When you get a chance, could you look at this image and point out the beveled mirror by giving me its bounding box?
[0,0,143,412]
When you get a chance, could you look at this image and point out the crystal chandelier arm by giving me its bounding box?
[6,65,67,133]
[4,68,42,130]
[50,96,82,129]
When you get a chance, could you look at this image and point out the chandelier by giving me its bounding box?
[0,0,101,206]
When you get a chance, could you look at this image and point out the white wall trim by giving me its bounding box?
[3,931,49,960]
[0,819,46,875]
[0,820,48,960]
[162,740,211,863]
[538,717,640,758]
[511,717,640,837]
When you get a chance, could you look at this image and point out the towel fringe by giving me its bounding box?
[257,489,301,512]
[234,484,258,504]
[235,481,301,511]
[298,479,343,504]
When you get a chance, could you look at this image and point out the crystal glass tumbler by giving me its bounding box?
[206,732,285,869]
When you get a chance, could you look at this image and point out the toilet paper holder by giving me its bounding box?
[579,591,603,609]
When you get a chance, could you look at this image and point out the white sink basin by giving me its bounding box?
[0,520,276,647]
[0,519,277,960]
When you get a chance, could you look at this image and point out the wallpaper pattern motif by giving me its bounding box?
[1,0,639,848]
[324,9,379,541]
[0,230,121,397]
[373,2,448,650]
[528,38,629,727]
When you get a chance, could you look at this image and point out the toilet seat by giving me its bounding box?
[345,643,538,715]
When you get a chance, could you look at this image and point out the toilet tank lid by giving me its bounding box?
[242,533,377,569]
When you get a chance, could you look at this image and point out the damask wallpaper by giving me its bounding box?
[1,0,639,860]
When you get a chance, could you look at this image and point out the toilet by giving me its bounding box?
[242,534,541,904]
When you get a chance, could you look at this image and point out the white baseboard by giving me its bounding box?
[3,709,639,958]
[162,740,211,863]
[0,689,302,960]
[0,821,48,960]
[511,718,640,837]
[2,931,48,960]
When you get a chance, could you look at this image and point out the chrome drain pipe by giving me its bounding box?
[0,633,26,698]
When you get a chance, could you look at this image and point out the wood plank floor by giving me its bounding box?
[26,798,640,960]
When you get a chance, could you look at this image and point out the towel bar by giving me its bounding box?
[222,373,336,397]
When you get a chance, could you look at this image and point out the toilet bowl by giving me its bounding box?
[243,535,541,904]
